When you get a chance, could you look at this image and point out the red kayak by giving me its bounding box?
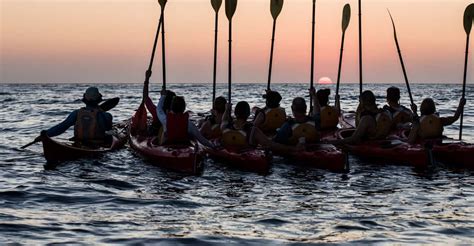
[274,144,348,173]
[204,143,271,174]
[395,129,474,169]
[129,104,204,174]
[41,131,127,164]
[335,128,431,168]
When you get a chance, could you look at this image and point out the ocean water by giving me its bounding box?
[0,83,473,244]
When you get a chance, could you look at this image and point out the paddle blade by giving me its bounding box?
[342,4,351,32]
[211,0,223,12]
[270,0,284,20]
[225,0,238,20]
[99,97,120,112]
[158,0,167,8]
[388,10,398,40]
[464,3,474,35]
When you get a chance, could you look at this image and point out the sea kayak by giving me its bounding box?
[274,144,349,173]
[395,129,474,168]
[335,128,431,168]
[204,143,271,174]
[41,130,127,164]
[129,104,204,174]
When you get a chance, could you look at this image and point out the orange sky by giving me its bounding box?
[1,0,473,83]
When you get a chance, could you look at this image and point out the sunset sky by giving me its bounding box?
[1,0,473,84]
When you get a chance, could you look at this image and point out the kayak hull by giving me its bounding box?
[204,145,271,174]
[41,133,127,164]
[336,129,430,168]
[129,135,203,174]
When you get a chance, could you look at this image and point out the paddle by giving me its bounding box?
[335,4,351,106]
[226,0,238,105]
[267,0,284,90]
[388,10,415,107]
[358,0,363,95]
[211,0,223,107]
[459,3,474,140]
[309,0,317,113]
[143,1,164,101]
[159,0,168,90]
[21,97,121,149]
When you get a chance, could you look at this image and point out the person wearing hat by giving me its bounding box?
[253,90,286,135]
[35,87,114,146]
[309,88,341,130]
[382,86,414,128]
[274,97,320,146]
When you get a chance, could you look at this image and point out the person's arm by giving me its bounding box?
[221,103,232,131]
[45,110,78,137]
[441,98,466,126]
[252,127,300,154]
[103,112,113,131]
[145,97,158,123]
[253,111,265,128]
[189,122,214,148]
[329,116,372,145]
[309,88,321,115]
[407,122,420,144]
[156,92,167,129]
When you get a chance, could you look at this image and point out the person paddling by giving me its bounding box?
[329,90,391,144]
[274,97,319,145]
[221,101,298,153]
[200,96,227,139]
[35,87,113,147]
[383,86,413,128]
[157,90,215,148]
[310,88,341,130]
[408,98,466,143]
[253,90,286,135]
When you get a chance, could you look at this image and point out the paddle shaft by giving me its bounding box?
[212,11,219,107]
[161,7,167,90]
[146,15,163,78]
[335,30,346,104]
[21,140,40,149]
[358,0,363,95]
[228,19,233,105]
[459,34,470,140]
[309,0,316,113]
[267,19,277,90]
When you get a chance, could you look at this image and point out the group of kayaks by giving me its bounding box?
[38,104,472,175]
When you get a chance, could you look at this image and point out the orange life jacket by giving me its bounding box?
[165,112,189,144]
[260,107,286,133]
[74,107,105,144]
[320,106,339,130]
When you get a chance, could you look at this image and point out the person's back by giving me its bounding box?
[43,87,113,147]
[254,90,286,135]
[200,96,227,139]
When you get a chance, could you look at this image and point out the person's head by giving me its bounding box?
[213,96,227,114]
[291,97,307,116]
[359,90,377,111]
[234,101,251,120]
[420,98,436,116]
[82,87,103,106]
[170,96,186,114]
[316,88,331,107]
[163,90,176,112]
[263,91,282,108]
[386,86,401,104]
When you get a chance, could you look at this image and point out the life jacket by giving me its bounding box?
[260,107,286,133]
[221,122,253,148]
[165,112,189,144]
[374,110,393,139]
[288,120,320,145]
[319,106,339,130]
[419,114,443,139]
[74,107,106,145]
[384,105,412,127]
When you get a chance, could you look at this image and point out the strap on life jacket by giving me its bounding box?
[419,114,443,139]
[165,112,189,145]
[261,107,286,132]
[320,106,339,130]
[74,107,105,144]
[288,121,320,145]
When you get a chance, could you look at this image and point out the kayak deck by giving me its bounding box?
[204,145,271,174]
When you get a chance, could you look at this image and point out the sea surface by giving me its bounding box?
[0,83,473,244]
